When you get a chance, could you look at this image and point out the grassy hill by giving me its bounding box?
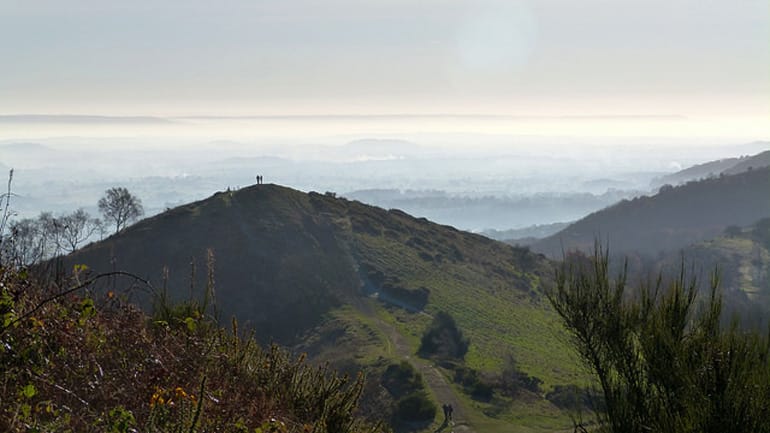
[534,166,770,258]
[61,184,583,432]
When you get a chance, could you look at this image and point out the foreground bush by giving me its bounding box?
[0,267,382,433]
[547,248,770,433]
[394,392,435,424]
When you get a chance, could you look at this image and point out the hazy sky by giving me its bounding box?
[1,0,768,137]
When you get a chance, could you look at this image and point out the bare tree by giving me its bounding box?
[98,187,144,234]
[37,211,64,257]
[59,209,102,253]
[0,169,13,240]
[5,218,48,267]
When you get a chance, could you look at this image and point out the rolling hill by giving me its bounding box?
[723,150,770,175]
[62,183,582,432]
[533,166,770,258]
[651,149,770,187]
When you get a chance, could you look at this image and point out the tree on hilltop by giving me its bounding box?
[98,187,143,234]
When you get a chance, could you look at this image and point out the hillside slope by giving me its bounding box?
[651,149,769,187]
[63,184,580,432]
[723,150,770,175]
[534,166,770,257]
[659,217,770,326]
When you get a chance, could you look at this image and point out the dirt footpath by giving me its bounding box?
[358,299,476,433]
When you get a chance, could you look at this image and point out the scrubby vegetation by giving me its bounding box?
[548,247,770,433]
[417,312,469,361]
[381,361,435,427]
[437,354,544,405]
[451,365,495,402]
[0,267,382,433]
[545,384,598,412]
[419,312,545,406]
[652,216,770,330]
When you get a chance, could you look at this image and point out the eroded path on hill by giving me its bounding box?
[355,298,476,433]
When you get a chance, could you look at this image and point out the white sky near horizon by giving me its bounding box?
[0,0,768,140]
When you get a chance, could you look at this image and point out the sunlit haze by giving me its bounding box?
[1,0,768,140]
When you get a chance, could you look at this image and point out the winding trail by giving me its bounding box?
[354,297,476,433]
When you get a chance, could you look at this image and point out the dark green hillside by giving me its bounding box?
[63,183,582,432]
[534,166,770,258]
[66,185,361,343]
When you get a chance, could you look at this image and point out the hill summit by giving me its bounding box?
[65,184,567,370]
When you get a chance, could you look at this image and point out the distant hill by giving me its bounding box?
[482,222,570,242]
[343,188,635,232]
[533,167,770,257]
[723,150,770,175]
[652,149,770,187]
[63,184,581,431]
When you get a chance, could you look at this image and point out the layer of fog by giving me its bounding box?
[1,121,767,236]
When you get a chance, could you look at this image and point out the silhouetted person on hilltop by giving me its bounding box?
[256,175,263,185]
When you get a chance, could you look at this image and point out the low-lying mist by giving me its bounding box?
[1,119,766,235]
